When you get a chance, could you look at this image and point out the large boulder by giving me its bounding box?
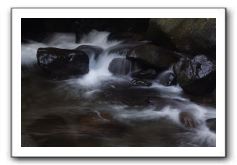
[127,44,180,70]
[108,58,132,75]
[146,18,216,57]
[174,55,216,96]
[37,47,89,79]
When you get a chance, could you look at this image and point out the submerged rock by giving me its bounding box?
[37,47,89,79]
[174,55,216,96]
[206,118,216,133]
[75,45,103,60]
[146,18,216,57]
[127,44,180,70]
[108,58,132,75]
[129,79,152,87]
[179,111,196,128]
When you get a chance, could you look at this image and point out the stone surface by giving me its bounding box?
[127,44,180,70]
[179,111,196,128]
[174,55,216,96]
[37,47,89,79]
[129,79,152,87]
[146,18,216,57]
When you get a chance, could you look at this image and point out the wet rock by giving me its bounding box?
[108,58,132,75]
[109,46,132,56]
[75,45,103,60]
[146,18,216,57]
[127,44,180,70]
[206,118,216,132]
[129,79,152,87]
[179,112,196,128]
[131,69,157,79]
[37,47,89,79]
[189,91,216,107]
[158,71,177,86]
[174,54,216,96]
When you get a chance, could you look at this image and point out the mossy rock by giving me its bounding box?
[146,18,216,57]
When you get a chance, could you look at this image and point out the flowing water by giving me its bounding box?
[21,31,216,147]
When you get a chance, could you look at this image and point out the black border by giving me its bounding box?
[10,7,227,158]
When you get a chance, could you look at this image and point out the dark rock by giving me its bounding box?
[188,90,216,107]
[131,69,157,79]
[108,45,135,56]
[146,18,216,57]
[129,79,152,87]
[127,44,180,70]
[158,71,177,86]
[75,45,103,60]
[108,58,132,75]
[206,118,216,132]
[174,54,216,96]
[179,111,196,128]
[37,47,89,79]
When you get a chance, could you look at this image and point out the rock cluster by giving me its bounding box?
[35,18,216,96]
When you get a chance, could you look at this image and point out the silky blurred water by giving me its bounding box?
[21,31,216,147]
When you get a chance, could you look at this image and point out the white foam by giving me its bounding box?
[110,103,216,146]
[79,30,121,49]
[178,126,216,147]
[75,52,119,87]
[21,33,78,66]
[21,42,46,65]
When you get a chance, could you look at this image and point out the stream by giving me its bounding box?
[21,31,216,147]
